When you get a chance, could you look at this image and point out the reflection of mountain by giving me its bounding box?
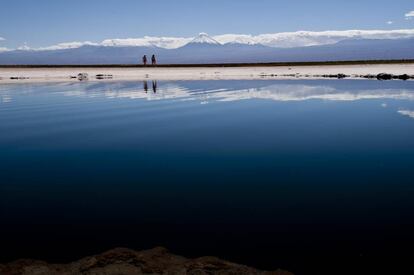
[1,34,414,64]
[2,80,414,105]
[56,80,414,103]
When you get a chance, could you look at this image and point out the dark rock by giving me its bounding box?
[96,74,114,79]
[376,73,393,80]
[397,74,410,80]
[362,74,377,79]
[320,74,348,79]
[77,73,89,81]
[0,247,294,275]
[9,76,29,80]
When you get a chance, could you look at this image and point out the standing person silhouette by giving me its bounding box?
[142,55,147,66]
[151,55,157,66]
[152,80,157,93]
[143,81,148,93]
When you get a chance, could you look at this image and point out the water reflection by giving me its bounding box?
[2,80,414,119]
[398,109,414,119]
[0,85,12,103]
[142,81,158,94]
[152,80,157,93]
[143,81,148,93]
[63,80,414,103]
[0,94,11,103]
[2,80,414,104]
[1,80,414,273]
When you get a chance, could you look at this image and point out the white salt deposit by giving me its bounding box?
[0,64,413,84]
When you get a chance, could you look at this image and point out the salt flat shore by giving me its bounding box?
[1,63,414,84]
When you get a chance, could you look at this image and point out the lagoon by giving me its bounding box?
[1,80,414,274]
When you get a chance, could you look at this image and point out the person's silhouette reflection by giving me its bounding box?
[143,81,148,93]
[152,81,157,93]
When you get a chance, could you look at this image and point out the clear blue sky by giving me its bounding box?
[0,0,413,48]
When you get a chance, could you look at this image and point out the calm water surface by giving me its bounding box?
[1,80,414,274]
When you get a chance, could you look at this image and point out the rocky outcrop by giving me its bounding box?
[0,247,293,275]
[373,73,413,80]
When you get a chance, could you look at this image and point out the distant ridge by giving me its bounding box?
[1,59,414,68]
[3,29,414,51]
[1,37,414,65]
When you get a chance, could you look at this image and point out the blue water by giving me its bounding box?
[1,80,414,274]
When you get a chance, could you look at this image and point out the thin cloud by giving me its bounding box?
[405,11,414,19]
[38,41,99,51]
[0,36,8,52]
[386,21,393,25]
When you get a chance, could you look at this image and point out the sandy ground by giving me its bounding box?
[1,64,414,84]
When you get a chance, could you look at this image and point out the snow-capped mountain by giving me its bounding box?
[100,37,192,49]
[188,33,221,45]
[3,29,414,51]
[1,31,414,65]
[177,33,223,53]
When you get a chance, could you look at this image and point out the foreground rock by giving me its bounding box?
[0,247,293,275]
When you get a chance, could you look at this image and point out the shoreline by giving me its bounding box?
[1,59,414,68]
[1,63,414,84]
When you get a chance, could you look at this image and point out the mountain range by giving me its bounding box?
[0,32,413,65]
